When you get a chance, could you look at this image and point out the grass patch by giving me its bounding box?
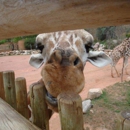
[91,81,130,113]
[126,90,130,105]
[92,91,108,102]
[84,81,130,130]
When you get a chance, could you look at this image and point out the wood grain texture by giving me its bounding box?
[58,92,84,130]
[116,111,130,130]
[30,82,49,130]
[0,98,41,130]
[0,72,5,100]
[0,0,130,39]
[3,70,17,109]
[15,77,29,119]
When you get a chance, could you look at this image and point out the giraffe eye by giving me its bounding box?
[36,42,44,53]
[85,44,93,53]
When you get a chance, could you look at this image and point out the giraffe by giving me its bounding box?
[29,29,111,114]
[110,37,130,82]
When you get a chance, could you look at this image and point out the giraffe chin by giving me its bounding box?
[41,63,85,98]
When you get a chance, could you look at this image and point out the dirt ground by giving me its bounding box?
[84,81,130,130]
[0,55,130,130]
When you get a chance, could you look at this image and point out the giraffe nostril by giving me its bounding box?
[48,50,62,64]
[74,57,79,66]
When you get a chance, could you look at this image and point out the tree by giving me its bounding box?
[96,26,117,41]
[0,35,36,49]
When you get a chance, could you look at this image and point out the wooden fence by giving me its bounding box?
[0,43,13,52]
[0,42,19,52]
[0,70,84,130]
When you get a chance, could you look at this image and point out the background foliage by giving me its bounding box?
[0,25,130,50]
[87,25,130,49]
[0,35,36,50]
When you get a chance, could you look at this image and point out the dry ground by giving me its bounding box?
[0,55,130,130]
[84,81,130,130]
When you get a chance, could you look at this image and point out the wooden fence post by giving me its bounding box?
[116,110,130,130]
[0,72,5,100]
[3,70,17,109]
[15,77,29,119]
[30,82,49,130]
[58,92,84,130]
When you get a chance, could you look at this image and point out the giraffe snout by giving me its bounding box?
[48,49,83,70]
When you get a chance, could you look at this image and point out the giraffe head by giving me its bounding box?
[29,29,111,102]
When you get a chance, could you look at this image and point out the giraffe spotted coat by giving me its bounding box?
[110,37,130,81]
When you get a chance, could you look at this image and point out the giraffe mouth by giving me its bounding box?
[45,88,58,107]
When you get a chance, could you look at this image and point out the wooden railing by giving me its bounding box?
[0,70,84,130]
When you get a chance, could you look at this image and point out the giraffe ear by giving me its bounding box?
[29,54,44,68]
[87,51,112,67]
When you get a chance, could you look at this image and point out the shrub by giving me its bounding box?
[126,33,130,38]
[24,36,36,50]
[0,39,8,45]
[105,39,122,49]
[96,26,117,41]
[11,37,23,43]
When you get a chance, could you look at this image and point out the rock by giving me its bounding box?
[90,109,94,113]
[0,54,3,56]
[96,127,108,130]
[84,124,92,130]
[126,76,130,81]
[0,52,3,55]
[23,50,28,55]
[87,88,103,99]
[82,99,92,114]
[9,51,15,55]
[27,50,31,54]
[20,50,24,53]
[98,44,105,51]
[112,39,118,44]
[98,47,104,51]
[93,42,100,50]
[5,52,9,56]
[15,50,20,55]
[32,50,40,54]
[0,50,40,56]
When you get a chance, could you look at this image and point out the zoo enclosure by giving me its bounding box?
[0,40,25,52]
[0,70,84,130]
